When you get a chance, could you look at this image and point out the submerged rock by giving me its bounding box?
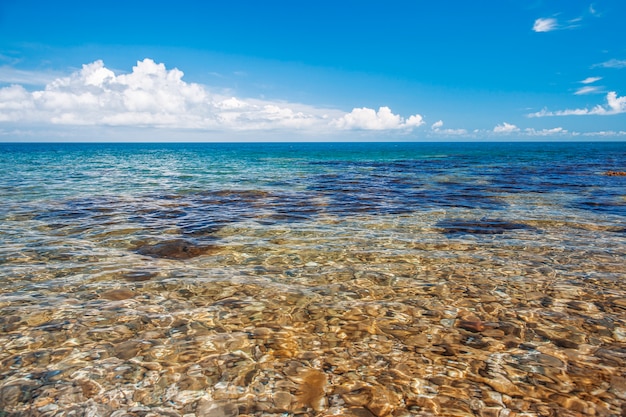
[101,288,134,300]
[436,218,535,235]
[122,270,158,282]
[134,239,217,259]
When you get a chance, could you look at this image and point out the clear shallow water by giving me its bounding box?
[0,142,625,416]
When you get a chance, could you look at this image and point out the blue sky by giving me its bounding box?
[0,0,625,141]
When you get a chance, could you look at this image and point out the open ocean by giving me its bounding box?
[1,141,625,416]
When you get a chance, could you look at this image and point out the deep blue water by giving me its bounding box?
[1,141,625,217]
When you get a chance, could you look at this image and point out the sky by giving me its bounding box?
[0,0,625,142]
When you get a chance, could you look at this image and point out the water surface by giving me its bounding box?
[1,142,625,416]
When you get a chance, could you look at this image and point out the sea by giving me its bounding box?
[0,142,625,416]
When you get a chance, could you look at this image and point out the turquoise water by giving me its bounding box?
[0,142,625,416]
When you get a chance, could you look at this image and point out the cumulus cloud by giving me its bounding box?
[493,122,519,133]
[533,18,558,32]
[431,120,443,129]
[0,59,427,135]
[332,106,424,130]
[603,92,626,113]
[2,59,213,128]
[529,91,626,117]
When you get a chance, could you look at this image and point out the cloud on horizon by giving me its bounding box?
[529,91,626,117]
[493,122,519,133]
[429,119,467,136]
[0,59,425,134]
[524,127,567,136]
[332,106,424,130]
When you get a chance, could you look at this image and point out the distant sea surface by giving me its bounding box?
[1,142,625,416]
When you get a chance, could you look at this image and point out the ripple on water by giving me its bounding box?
[1,143,626,416]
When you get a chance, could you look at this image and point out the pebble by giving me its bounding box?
[1,240,624,417]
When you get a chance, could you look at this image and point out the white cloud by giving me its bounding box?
[533,12,591,33]
[529,91,626,117]
[580,76,601,84]
[605,92,626,113]
[525,127,568,136]
[429,119,467,136]
[332,106,424,130]
[431,120,443,129]
[0,59,427,134]
[582,130,626,137]
[439,128,468,135]
[533,18,558,32]
[574,86,601,95]
[592,59,626,69]
[405,114,425,128]
[0,59,217,128]
[493,122,519,133]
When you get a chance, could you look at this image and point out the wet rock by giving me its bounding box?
[134,239,217,259]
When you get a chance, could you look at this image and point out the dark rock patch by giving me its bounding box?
[134,239,217,260]
[436,218,536,235]
[101,288,134,300]
[122,270,159,282]
[573,197,626,216]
